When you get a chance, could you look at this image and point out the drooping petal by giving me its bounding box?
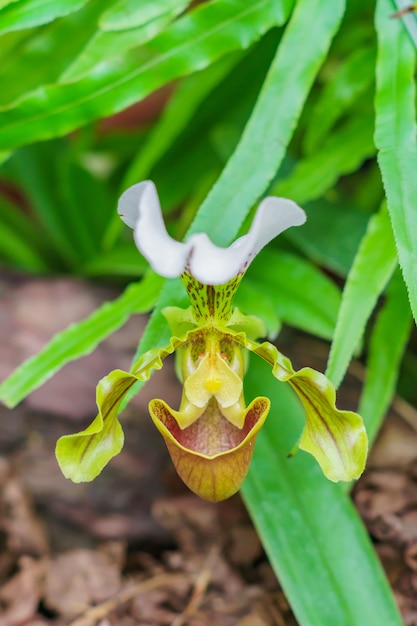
[56,333,190,482]
[149,396,270,502]
[56,369,135,482]
[231,333,368,482]
[291,368,368,482]
[118,180,306,285]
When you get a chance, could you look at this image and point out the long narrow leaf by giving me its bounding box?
[326,204,398,388]
[392,0,417,48]
[242,359,403,626]
[0,194,50,270]
[375,0,417,324]
[0,0,88,34]
[286,200,369,277]
[0,0,20,10]
[234,280,281,339]
[181,0,344,246]
[99,0,192,31]
[0,273,163,407]
[247,249,341,340]
[0,219,48,272]
[61,5,189,82]
[273,112,375,205]
[101,54,241,249]
[0,0,286,150]
[303,45,375,153]
[122,54,240,188]
[359,269,412,442]
[0,0,114,107]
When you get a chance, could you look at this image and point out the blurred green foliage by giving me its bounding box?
[0,0,416,624]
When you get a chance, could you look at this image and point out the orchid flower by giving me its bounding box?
[56,181,368,502]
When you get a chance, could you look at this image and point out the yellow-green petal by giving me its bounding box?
[233,334,368,482]
[56,332,191,483]
[55,369,136,482]
[290,368,368,481]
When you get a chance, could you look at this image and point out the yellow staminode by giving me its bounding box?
[205,376,221,394]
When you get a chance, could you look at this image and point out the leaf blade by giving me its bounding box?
[0,0,88,34]
[0,0,286,150]
[326,204,398,388]
[375,0,417,324]
[247,249,341,340]
[242,359,403,626]
[359,269,412,442]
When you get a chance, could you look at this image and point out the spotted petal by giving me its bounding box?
[118,180,306,285]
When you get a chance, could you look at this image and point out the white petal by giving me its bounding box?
[247,196,306,257]
[118,181,306,285]
[118,181,153,229]
[186,197,306,284]
[118,181,188,277]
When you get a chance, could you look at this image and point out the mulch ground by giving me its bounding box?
[1,273,417,625]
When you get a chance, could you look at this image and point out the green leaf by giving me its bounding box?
[248,249,341,340]
[0,150,11,165]
[61,5,188,82]
[391,0,417,48]
[103,53,241,249]
[375,0,417,325]
[0,0,89,34]
[242,358,403,626]
[0,0,113,106]
[273,112,376,206]
[5,139,118,268]
[81,244,149,278]
[285,199,369,277]
[0,0,20,9]
[57,158,115,257]
[326,204,398,389]
[304,45,375,153]
[0,0,287,150]
[99,0,192,31]
[235,279,281,339]
[0,272,164,407]
[187,0,345,246]
[359,269,413,442]
[122,53,240,188]
[0,216,48,272]
[0,194,50,271]
[148,30,281,211]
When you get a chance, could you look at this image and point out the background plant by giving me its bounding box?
[0,0,416,623]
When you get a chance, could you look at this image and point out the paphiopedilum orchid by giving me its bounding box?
[56,181,368,502]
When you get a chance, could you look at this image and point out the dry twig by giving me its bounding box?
[68,573,185,626]
[171,545,220,626]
